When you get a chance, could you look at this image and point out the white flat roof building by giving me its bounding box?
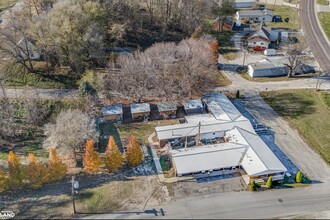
[156,93,287,180]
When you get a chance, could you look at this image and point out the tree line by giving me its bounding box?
[0,135,143,192]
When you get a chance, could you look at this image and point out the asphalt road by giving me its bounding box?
[300,0,330,74]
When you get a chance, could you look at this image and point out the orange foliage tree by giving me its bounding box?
[27,153,47,188]
[0,168,8,192]
[105,136,123,172]
[126,135,143,167]
[83,140,101,173]
[48,147,67,182]
[210,39,219,64]
[8,151,24,188]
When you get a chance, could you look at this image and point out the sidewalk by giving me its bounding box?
[148,132,178,183]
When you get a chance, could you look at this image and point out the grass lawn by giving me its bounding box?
[0,0,17,12]
[261,89,330,163]
[265,4,300,30]
[98,120,179,152]
[283,0,300,4]
[318,12,330,41]
[317,0,329,5]
[240,71,317,82]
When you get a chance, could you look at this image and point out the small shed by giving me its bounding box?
[234,0,257,9]
[130,103,151,120]
[157,101,177,119]
[102,104,123,122]
[236,9,274,22]
[183,100,204,115]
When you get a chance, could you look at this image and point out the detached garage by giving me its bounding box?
[248,59,288,78]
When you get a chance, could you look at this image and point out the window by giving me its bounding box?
[253,42,256,44]
[261,43,264,45]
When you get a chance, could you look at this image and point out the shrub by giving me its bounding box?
[78,80,97,97]
[236,90,240,98]
[295,171,303,183]
[249,180,257,191]
[8,151,24,188]
[266,176,273,188]
[48,148,67,182]
[83,140,101,173]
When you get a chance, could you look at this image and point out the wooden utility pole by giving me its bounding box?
[71,175,76,214]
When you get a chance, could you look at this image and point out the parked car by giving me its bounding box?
[252,46,267,51]
[272,15,282,22]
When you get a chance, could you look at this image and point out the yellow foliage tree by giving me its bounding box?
[126,135,143,167]
[0,168,8,192]
[27,153,47,188]
[83,140,101,173]
[48,147,67,182]
[8,151,24,188]
[105,136,123,172]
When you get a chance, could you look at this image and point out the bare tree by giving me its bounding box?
[284,40,306,77]
[43,109,99,166]
[103,37,217,101]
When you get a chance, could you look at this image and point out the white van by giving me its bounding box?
[264,49,276,56]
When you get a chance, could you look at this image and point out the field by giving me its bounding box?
[318,12,330,41]
[98,120,179,152]
[317,0,329,5]
[265,4,300,30]
[0,0,17,12]
[261,90,330,163]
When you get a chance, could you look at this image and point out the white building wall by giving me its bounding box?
[201,131,225,140]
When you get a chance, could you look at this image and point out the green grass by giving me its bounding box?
[265,4,300,30]
[0,0,17,12]
[318,12,330,41]
[261,89,330,163]
[283,0,300,4]
[98,120,178,151]
[317,0,329,5]
[76,180,133,213]
[0,152,8,160]
[240,71,316,82]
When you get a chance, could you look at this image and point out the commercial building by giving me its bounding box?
[155,93,287,182]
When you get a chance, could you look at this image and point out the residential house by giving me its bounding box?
[157,101,177,119]
[236,9,274,23]
[130,103,151,120]
[183,100,204,115]
[14,37,41,61]
[102,104,123,122]
[248,26,271,49]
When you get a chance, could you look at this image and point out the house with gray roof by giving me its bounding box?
[248,26,271,49]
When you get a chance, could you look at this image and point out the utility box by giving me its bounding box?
[264,49,276,56]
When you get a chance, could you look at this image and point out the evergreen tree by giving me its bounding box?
[210,39,219,64]
[126,135,143,167]
[266,176,273,188]
[8,151,24,188]
[48,147,67,182]
[27,153,47,188]
[78,80,97,97]
[83,140,101,173]
[295,171,303,183]
[105,136,124,172]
